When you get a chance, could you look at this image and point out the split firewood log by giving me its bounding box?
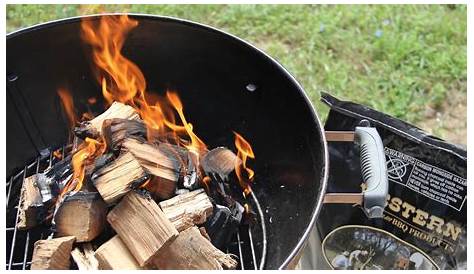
[74,102,140,138]
[201,147,241,181]
[30,236,76,270]
[54,191,107,242]
[17,175,44,230]
[92,152,148,204]
[159,189,213,231]
[71,243,99,270]
[107,191,179,266]
[152,226,237,270]
[94,235,142,270]
[123,139,181,199]
[102,118,146,152]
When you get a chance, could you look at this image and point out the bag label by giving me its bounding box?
[385,147,466,211]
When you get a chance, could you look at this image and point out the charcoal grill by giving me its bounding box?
[7,13,389,270]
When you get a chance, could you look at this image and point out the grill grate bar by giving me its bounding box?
[8,165,28,270]
[236,232,245,270]
[250,190,267,269]
[5,262,32,267]
[248,227,257,270]
[6,177,13,207]
[22,232,30,270]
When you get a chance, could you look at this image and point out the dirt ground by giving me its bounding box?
[417,89,467,147]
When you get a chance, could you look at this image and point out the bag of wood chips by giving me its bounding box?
[301,93,466,270]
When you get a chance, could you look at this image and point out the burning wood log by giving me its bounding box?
[157,142,189,165]
[159,189,213,231]
[92,151,148,204]
[71,243,99,270]
[205,205,240,250]
[74,102,140,139]
[107,191,179,266]
[183,150,199,190]
[102,118,146,152]
[152,226,237,270]
[33,154,73,203]
[17,175,44,230]
[94,235,142,270]
[123,139,180,199]
[31,236,76,270]
[201,147,241,181]
[143,176,177,201]
[54,192,107,242]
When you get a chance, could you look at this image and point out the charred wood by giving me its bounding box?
[92,151,149,204]
[74,102,140,139]
[204,205,240,250]
[102,118,146,152]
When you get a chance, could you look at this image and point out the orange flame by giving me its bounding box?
[81,15,207,155]
[233,132,255,196]
[57,88,76,129]
[61,137,106,197]
[166,91,207,153]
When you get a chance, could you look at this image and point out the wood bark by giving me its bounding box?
[123,139,181,199]
[107,191,179,266]
[31,236,76,270]
[102,118,146,152]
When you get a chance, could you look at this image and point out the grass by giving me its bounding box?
[6,4,467,143]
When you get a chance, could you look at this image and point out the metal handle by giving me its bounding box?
[323,126,389,219]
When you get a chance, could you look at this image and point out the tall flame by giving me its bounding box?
[81,15,207,155]
[233,132,255,196]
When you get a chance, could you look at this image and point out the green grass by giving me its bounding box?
[6,4,467,142]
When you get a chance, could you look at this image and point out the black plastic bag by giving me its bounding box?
[315,92,466,270]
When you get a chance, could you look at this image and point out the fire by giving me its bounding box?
[61,137,106,197]
[55,15,256,199]
[166,91,207,153]
[81,15,207,155]
[57,88,76,129]
[233,132,255,196]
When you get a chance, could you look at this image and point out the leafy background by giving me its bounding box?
[7,4,467,145]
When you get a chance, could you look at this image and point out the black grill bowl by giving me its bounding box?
[6,14,328,269]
